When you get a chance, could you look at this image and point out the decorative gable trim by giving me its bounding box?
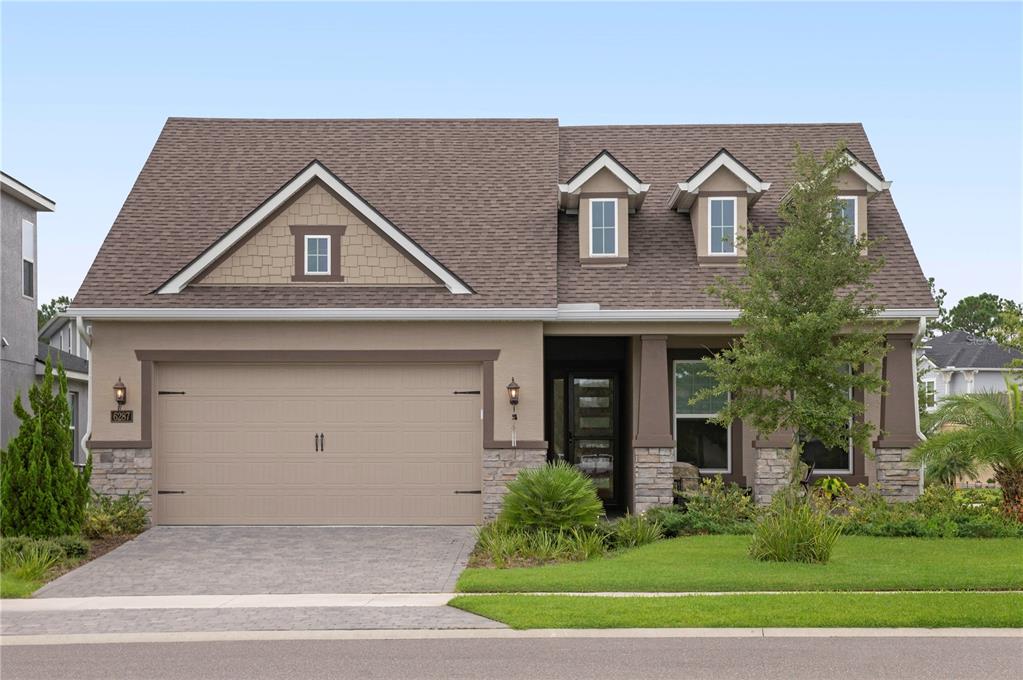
[843,149,892,195]
[668,148,771,212]
[156,160,472,295]
[558,150,650,213]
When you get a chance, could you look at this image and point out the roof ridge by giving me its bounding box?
[558,122,866,130]
[165,116,560,123]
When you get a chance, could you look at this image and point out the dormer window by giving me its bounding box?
[709,198,736,255]
[590,199,618,256]
[305,235,330,274]
[837,196,858,240]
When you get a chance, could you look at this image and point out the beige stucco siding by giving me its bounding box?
[836,170,869,240]
[690,168,749,258]
[199,183,435,286]
[88,320,544,444]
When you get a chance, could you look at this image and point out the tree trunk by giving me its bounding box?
[993,465,1023,523]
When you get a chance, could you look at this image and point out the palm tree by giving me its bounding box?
[912,380,1023,521]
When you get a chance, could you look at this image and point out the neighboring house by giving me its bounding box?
[919,330,1022,409]
[0,172,55,450]
[38,314,91,465]
[68,119,936,526]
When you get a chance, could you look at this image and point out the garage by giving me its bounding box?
[153,362,483,526]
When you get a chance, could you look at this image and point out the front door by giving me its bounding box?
[549,373,619,506]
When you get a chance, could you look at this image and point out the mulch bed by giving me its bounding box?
[47,534,139,581]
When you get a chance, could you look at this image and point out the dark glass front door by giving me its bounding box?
[550,373,618,504]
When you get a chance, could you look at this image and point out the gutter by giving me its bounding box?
[66,306,941,323]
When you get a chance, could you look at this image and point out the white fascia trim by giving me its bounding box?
[0,174,56,212]
[560,153,650,196]
[67,306,941,323]
[674,151,771,199]
[68,307,560,322]
[157,161,471,296]
[844,152,892,193]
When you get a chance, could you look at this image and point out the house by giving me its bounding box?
[68,119,937,526]
[919,330,1023,410]
[38,314,91,465]
[1,172,55,450]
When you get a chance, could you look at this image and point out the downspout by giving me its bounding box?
[911,315,927,493]
[75,316,93,466]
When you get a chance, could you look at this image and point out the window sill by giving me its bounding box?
[291,273,345,282]
[581,256,629,266]
[697,255,742,266]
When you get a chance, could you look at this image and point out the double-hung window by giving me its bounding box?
[837,196,858,241]
[923,380,937,410]
[304,235,330,275]
[590,199,617,256]
[22,219,35,297]
[673,360,730,472]
[709,198,736,255]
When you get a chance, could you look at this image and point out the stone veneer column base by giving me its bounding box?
[633,447,675,514]
[482,448,547,521]
[754,448,793,505]
[876,448,921,502]
[88,448,154,521]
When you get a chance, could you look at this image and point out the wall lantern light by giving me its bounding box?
[506,378,520,407]
[113,377,127,410]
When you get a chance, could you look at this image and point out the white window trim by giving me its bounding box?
[589,198,619,257]
[838,195,858,239]
[923,379,937,410]
[672,359,731,474]
[707,197,737,256]
[22,219,35,299]
[303,235,331,275]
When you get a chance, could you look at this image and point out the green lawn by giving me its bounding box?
[0,574,42,599]
[450,592,1023,629]
[457,535,1023,593]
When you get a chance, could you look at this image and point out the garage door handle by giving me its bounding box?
[454,490,482,495]
[157,490,185,495]
[314,433,319,452]
[319,433,325,451]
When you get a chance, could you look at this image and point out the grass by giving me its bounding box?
[0,574,43,599]
[457,535,1023,593]
[450,592,1023,629]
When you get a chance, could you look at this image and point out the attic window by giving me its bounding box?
[590,199,618,256]
[305,235,330,275]
[838,197,858,240]
[709,198,736,255]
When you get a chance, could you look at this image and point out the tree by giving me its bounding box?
[38,295,72,329]
[0,357,92,536]
[946,293,1009,339]
[912,381,1023,521]
[925,277,950,335]
[695,143,892,481]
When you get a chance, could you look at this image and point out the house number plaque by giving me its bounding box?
[110,410,134,423]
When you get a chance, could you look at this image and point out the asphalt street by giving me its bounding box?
[3,635,1021,680]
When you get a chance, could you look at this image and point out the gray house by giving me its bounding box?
[1,172,55,449]
[919,330,1023,410]
[38,314,90,464]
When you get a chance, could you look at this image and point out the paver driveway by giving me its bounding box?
[37,526,477,598]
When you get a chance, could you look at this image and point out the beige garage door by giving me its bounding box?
[154,362,483,525]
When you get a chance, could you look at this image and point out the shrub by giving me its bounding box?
[839,485,1022,538]
[4,542,61,581]
[53,534,90,558]
[471,521,607,568]
[814,476,851,503]
[609,514,664,549]
[651,476,758,537]
[749,498,841,564]
[498,461,603,532]
[0,359,92,537]
[84,491,148,538]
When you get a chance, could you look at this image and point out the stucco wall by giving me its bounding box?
[690,167,749,258]
[1,194,39,448]
[577,168,630,260]
[199,183,435,286]
[87,320,544,444]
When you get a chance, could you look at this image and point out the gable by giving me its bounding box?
[197,182,437,287]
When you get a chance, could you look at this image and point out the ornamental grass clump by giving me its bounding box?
[749,494,841,564]
[498,461,603,532]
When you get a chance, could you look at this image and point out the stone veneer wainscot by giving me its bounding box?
[481,448,547,521]
[89,448,154,516]
[633,447,675,514]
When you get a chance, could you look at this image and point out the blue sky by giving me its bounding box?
[3,1,1020,307]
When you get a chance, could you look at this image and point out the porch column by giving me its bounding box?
[874,333,922,501]
[632,335,675,513]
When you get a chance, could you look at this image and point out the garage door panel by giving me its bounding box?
[156,363,482,525]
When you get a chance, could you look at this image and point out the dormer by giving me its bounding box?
[833,150,892,245]
[668,149,771,264]
[559,151,650,265]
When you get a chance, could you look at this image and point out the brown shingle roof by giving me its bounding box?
[75,119,934,311]
[557,123,934,309]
